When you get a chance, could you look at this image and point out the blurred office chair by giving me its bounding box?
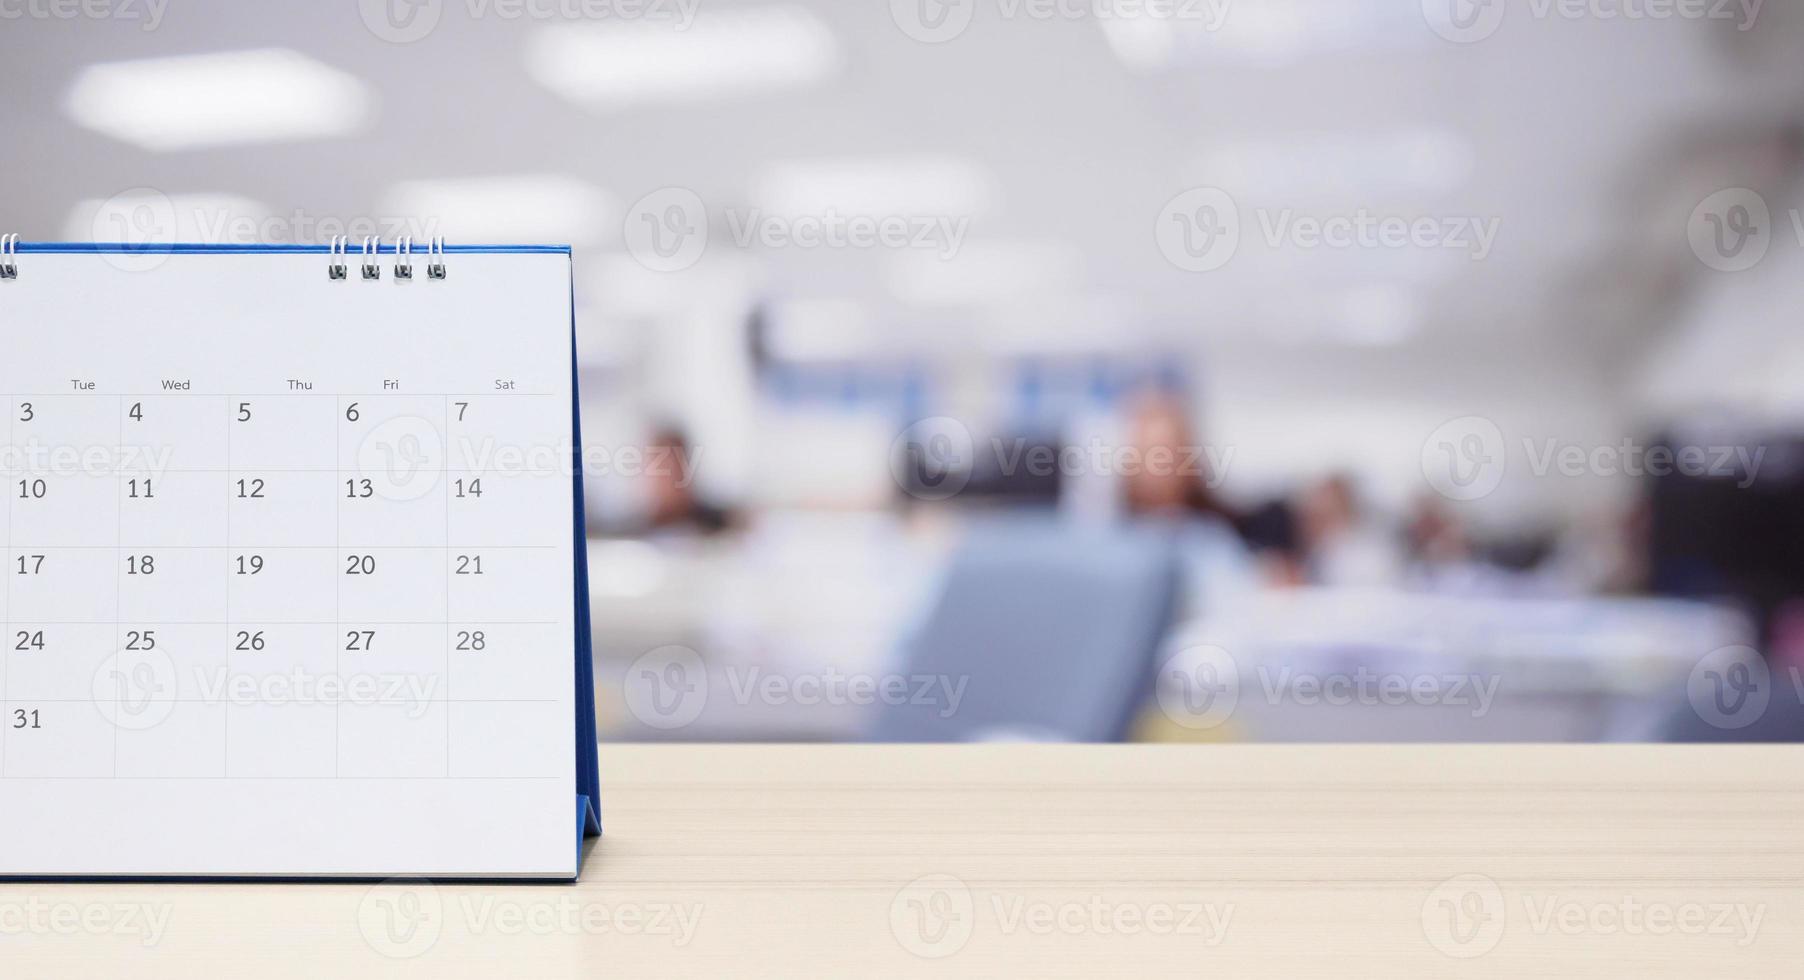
[868,518,1179,742]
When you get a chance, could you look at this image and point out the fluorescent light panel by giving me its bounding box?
[65,49,371,151]
[381,175,614,246]
[527,5,839,108]
[753,155,993,218]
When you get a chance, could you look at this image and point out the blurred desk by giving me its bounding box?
[1162,589,1751,742]
[12,745,1802,977]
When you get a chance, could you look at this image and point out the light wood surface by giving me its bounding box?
[7,744,1802,977]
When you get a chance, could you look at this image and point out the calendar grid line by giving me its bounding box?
[1,699,561,704]
[2,396,13,778]
[332,398,340,779]
[0,544,560,550]
[110,395,123,778]
[5,470,574,479]
[444,395,453,778]
[222,395,232,777]
[2,392,559,398]
[9,620,560,626]
[1,775,565,781]
[4,388,579,786]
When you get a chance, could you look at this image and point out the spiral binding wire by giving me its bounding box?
[395,236,414,281]
[360,236,381,281]
[326,236,445,282]
[0,235,452,283]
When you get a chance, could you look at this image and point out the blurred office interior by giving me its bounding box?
[7,0,1804,741]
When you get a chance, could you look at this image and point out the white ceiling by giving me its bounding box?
[1,0,1798,368]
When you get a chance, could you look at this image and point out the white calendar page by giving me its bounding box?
[0,248,582,878]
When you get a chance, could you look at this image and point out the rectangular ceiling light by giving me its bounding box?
[752,155,994,218]
[64,49,372,151]
[381,174,615,246]
[527,5,839,108]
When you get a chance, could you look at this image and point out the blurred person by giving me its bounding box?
[640,426,735,535]
[1405,494,1472,567]
[1295,473,1404,587]
[1120,391,1303,589]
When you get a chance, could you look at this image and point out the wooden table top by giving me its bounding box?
[8,744,1802,977]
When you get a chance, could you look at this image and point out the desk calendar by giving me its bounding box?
[0,238,600,879]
